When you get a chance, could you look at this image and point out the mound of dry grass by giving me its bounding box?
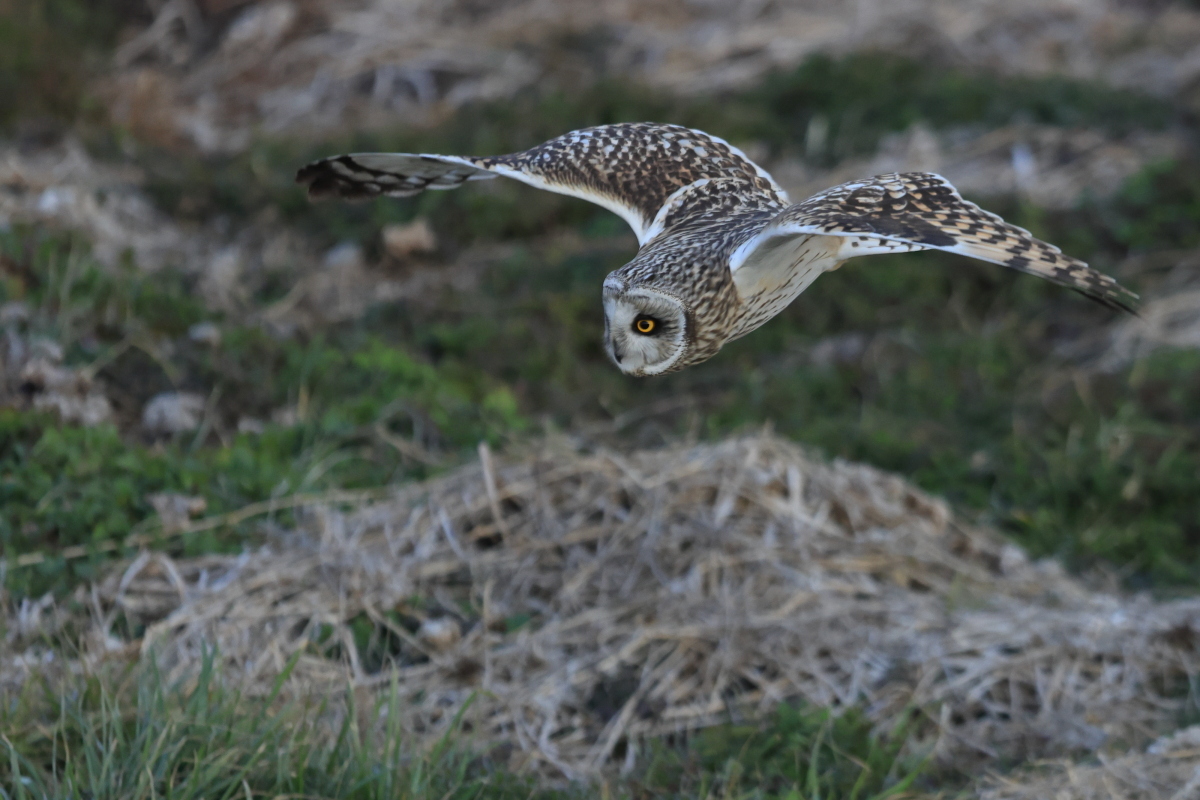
[982,725,1200,799]
[5,433,1198,783]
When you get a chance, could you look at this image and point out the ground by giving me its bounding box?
[2,1,1200,798]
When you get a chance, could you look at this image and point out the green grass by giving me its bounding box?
[0,226,529,598]
[1095,158,1200,251]
[0,655,932,799]
[636,705,930,800]
[749,52,1172,163]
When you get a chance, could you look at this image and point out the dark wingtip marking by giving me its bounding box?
[296,157,377,202]
[1075,287,1140,315]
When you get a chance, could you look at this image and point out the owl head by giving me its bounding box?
[600,275,694,376]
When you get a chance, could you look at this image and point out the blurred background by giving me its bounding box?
[6,2,1200,796]
[2,0,1200,601]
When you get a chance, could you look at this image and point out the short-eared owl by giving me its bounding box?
[297,122,1136,376]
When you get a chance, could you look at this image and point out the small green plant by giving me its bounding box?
[639,705,930,800]
[1098,158,1200,251]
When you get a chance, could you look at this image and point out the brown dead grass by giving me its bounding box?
[5,433,1199,784]
[105,0,1200,153]
[981,724,1200,800]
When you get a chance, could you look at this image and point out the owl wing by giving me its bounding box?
[729,172,1137,312]
[296,122,787,247]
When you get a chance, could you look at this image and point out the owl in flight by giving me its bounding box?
[297,122,1135,376]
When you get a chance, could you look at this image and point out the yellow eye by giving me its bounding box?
[634,317,656,334]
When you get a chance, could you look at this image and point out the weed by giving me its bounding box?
[639,705,931,799]
[0,655,932,799]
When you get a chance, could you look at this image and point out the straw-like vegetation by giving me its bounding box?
[5,435,1200,795]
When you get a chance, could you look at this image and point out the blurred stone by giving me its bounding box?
[809,332,868,368]
[1149,724,1200,755]
[323,241,364,271]
[16,353,114,427]
[21,359,83,393]
[234,417,262,434]
[0,302,30,326]
[148,492,208,532]
[237,417,265,435]
[969,450,994,475]
[34,392,114,427]
[271,405,299,427]
[419,618,461,651]
[998,544,1029,575]
[201,247,245,311]
[142,392,206,434]
[218,1,297,56]
[187,321,222,346]
[29,338,64,363]
[382,219,437,259]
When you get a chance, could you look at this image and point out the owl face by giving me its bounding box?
[601,278,691,376]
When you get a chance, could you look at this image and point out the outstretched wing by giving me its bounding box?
[296,122,787,246]
[730,172,1137,312]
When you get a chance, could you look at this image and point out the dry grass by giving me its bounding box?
[105,0,1200,152]
[982,725,1200,799]
[5,432,1199,785]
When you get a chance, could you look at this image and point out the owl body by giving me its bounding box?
[297,122,1136,376]
[724,233,841,342]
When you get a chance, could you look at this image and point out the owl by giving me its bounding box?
[297,123,1136,376]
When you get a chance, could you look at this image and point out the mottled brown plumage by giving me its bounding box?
[296,122,785,245]
[752,172,1137,312]
[297,122,1136,376]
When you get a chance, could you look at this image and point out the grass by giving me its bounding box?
[0,654,932,799]
[0,225,529,598]
[2,20,1198,800]
[7,149,1200,596]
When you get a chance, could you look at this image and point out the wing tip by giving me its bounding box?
[1088,285,1140,316]
[296,153,497,201]
[295,157,385,202]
